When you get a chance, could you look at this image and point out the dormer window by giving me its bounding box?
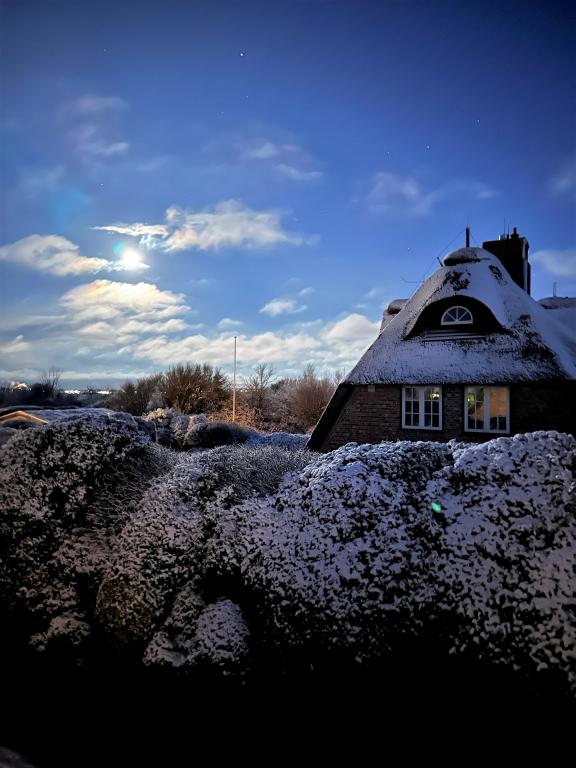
[441,306,473,325]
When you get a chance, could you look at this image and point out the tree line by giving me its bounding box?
[108,362,343,434]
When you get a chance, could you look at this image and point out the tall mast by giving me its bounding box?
[232,335,237,422]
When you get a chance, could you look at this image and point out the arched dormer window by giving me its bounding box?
[441,305,473,325]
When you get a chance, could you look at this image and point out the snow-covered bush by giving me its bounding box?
[2,419,574,695]
[423,431,576,680]
[143,407,191,447]
[144,586,250,674]
[214,440,453,654]
[195,421,254,448]
[96,444,313,647]
[208,432,576,689]
[246,431,309,450]
[0,416,175,651]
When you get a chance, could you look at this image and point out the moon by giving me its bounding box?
[119,247,145,270]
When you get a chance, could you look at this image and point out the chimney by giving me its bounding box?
[482,226,531,293]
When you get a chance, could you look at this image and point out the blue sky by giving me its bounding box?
[1,0,575,386]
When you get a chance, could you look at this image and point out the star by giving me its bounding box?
[425,144,430,150]
[239,52,245,57]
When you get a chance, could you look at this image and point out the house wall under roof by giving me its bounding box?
[314,382,576,452]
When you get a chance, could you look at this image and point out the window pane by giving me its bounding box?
[489,387,507,431]
[466,387,484,430]
[442,306,473,325]
[423,387,440,428]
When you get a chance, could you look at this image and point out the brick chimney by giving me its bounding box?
[482,227,531,294]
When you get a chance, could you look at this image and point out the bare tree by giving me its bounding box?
[243,363,275,417]
[40,366,62,398]
[108,373,164,415]
[283,364,338,433]
[161,363,230,414]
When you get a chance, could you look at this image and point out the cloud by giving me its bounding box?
[364,172,497,215]
[85,140,130,157]
[217,318,243,329]
[93,223,169,237]
[63,94,130,162]
[239,139,322,182]
[323,313,380,342]
[0,234,112,276]
[531,248,576,277]
[69,123,130,158]
[122,331,323,367]
[274,163,323,182]
[117,311,381,372]
[95,200,313,253]
[19,165,65,197]
[549,154,576,198]
[0,335,30,356]
[243,142,280,160]
[0,235,151,276]
[60,280,188,322]
[298,287,315,297]
[260,298,307,317]
[70,94,129,115]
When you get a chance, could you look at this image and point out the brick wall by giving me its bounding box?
[320,382,576,451]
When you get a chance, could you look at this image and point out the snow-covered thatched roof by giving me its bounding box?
[347,247,576,385]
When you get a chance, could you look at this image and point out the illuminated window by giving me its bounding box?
[441,306,473,325]
[465,386,509,432]
[402,386,442,429]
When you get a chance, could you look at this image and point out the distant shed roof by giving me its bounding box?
[346,247,576,385]
[0,410,49,425]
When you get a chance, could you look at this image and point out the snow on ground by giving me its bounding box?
[0,416,574,693]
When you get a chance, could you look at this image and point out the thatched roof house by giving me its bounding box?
[309,229,576,451]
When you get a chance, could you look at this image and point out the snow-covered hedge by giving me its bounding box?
[96,444,313,648]
[0,416,174,651]
[210,432,576,690]
[1,421,574,694]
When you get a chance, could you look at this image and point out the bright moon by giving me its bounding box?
[120,248,145,270]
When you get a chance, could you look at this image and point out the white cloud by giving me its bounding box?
[323,313,380,342]
[243,142,280,159]
[0,335,30,356]
[217,318,243,329]
[60,280,188,322]
[239,138,322,182]
[117,311,381,372]
[95,199,313,253]
[70,94,129,115]
[531,248,576,277]
[274,163,322,182]
[123,331,323,367]
[0,234,151,276]
[0,234,112,276]
[365,172,497,215]
[549,154,576,198]
[298,287,315,297]
[64,95,130,162]
[93,223,169,237]
[260,298,307,317]
[84,140,130,157]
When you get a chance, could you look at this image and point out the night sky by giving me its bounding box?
[1,0,575,386]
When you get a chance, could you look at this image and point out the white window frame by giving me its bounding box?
[402,385,442,430]
[464,386,510,433]
[441,305,473,325]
